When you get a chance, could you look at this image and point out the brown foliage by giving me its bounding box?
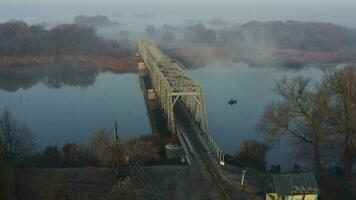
[257,66,356,176]
[124,136,160,164]
[90,129,117,166]
[235,139,269,171]
[0,54,137,73]
[323,66,356,177]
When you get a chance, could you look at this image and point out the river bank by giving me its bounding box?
[0,54,138,73]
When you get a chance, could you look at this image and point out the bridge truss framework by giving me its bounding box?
[138,39,224,165]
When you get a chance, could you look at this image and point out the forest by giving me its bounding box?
[151,20,356,67]
[167,20,356,52]
[0,21,136,70]
[218,21,355,51]
[0,21,131,57]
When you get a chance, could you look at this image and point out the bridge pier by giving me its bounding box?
[165,139,184,161]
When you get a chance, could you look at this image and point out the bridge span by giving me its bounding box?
[137,40,245,200]
[137,39,224,166]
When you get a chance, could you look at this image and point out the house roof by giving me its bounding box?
[271,172,319,196]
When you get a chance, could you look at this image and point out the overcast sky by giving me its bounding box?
[1,0,356,26]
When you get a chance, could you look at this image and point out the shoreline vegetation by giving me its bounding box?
[0,54,137,73]
[0,20,137,73]
[170,45,356,68]
[152,20,356,68]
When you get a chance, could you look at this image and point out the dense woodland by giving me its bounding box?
[184,21,356,51]
[167,20,356,52]
[2,20,356,58]
[0,21,132,65]
[236,21,356,51]
[0,20,138,74]
[149,20,356,67]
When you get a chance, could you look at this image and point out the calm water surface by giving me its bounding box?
[189,61,328,168]
[0,63,331,168]
[0,65,150,150]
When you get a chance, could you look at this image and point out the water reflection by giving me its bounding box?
[0,64,98,92]
[0,62,337,168]
[0,66,150,150]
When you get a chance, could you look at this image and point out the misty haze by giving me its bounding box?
[0,1,355,200]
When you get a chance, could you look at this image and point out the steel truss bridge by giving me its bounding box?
[138,39,225,166]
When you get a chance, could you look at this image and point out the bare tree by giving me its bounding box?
[90,129,160,167]
[323,66,356,177]
[258,67,356,177]
[235,139,269,171]
[90,129,115,166]
[124,136,160,164]
[90,128,125,169]
[0,109,34,161]
[257,77,332,173]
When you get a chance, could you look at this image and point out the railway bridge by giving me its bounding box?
[137,40,244,200]
[138,39,224,166]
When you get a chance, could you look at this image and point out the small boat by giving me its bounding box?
[228,99,237,106]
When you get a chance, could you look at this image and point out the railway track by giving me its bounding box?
[175,104,234,200]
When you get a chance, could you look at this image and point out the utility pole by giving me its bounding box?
[114,120,120,145]
[113,121,120,179]
[241,170,246,187]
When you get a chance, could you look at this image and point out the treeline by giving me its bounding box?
[0,110,160,200]
[20,134,161,168]
[74,15,120,28]
[148,20,356,52]
[217,21,356,52]
[0,109,161,169]
[0,21,131,58]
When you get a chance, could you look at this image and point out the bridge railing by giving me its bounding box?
[204,132,225,166]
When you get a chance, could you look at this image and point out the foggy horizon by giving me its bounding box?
[1,0,356,27]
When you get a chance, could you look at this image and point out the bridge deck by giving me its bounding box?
[175,101,244,200]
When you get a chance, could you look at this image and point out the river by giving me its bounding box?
[0,62,334,168]
[0,65,150,150]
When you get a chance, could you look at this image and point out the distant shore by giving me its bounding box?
[0,54,138,73]
[171,45,356,68]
